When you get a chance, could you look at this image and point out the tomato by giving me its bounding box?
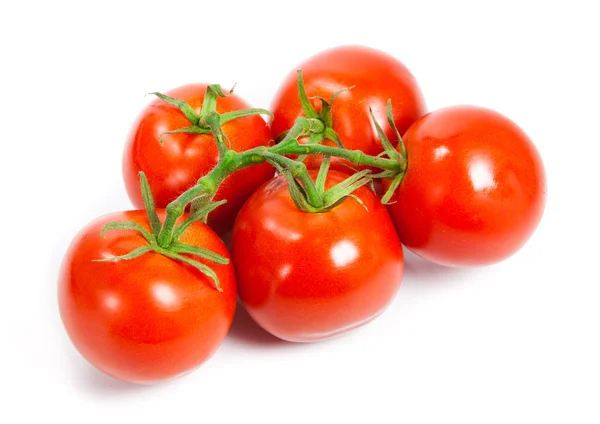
[123,84,274,237]
[231,170,404,342]
[386,106,546,266]
[270,45,426,169]
[58,210,236,384]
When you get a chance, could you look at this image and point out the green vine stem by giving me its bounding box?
[155,115,405,248]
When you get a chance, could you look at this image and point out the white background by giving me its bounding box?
[1,0,598,422]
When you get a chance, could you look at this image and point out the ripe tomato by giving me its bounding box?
[123,84,274,237]
[231,170,404,342]
[270,45,426,169]
[58,210,236,384]
[386,106,546,266]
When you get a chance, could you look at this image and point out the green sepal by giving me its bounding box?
[311,85,353,128]
[158,126,212,144]
[296,70,319,119]
[138,172,161,236]
[337,162,360,173]
[315,156,330,194]
[381,173,405,205]
[280,168,319,213]
[171,242,229,265]
[324,128,345,148]
[93,245,154,262]
[172,199,227,241]
[347,194,369,212]
[150,92,199,125]
[100,221,155,245]
[321,170,372,210]
[369,106,400,161]
[201,84,232,115]
[330,85,354,104]
[220,108,273,124]
[370,170,398,179]
[161,249,223,292]
[386,99,406,158]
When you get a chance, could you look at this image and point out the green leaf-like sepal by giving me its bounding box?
[322,170,372,210]
[369,106,400,161]
[381,173,405,205]
[220,108,273,124]
[386,99,406,158]
[201,84,232,115]
[347,194,369,212]
[100,221,155,244]
[158,126,212,144]
[315,156,331,195]
[138,172,161,236]
[171,242,229,265]
[150,92,199,125]
[324,128,345,148]
[172,199,227,241]
[93,245,154,262]
[280,168,318,213]
[296,70,319,119]
[160,249,223,292]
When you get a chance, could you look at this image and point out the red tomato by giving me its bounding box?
[123,84,274,237]
[58,210,236,384]
[270,45,426,169]
[386,106,546,266]
[231,170,404,342]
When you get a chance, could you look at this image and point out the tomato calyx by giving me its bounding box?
[266,155,372,213]
[368,100,409,204]
[275,70,349,148]
[150,84,272,144]
[95,172,228,291]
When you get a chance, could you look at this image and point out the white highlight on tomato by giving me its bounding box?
[152,282,178,308]
[264,218,302,241]
[434,145,450,160]
[104,294,120,311]
[331,240,359,268]
[469,157,496,192]
[278,264,292,279]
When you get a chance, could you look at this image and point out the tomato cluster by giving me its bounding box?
[58,45,546,384]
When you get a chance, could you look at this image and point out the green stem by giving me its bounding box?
[262,152,323,208]
[156,117,405,248]
[201,111,229,158]
[271,143,402,171]
[279,116,323,144]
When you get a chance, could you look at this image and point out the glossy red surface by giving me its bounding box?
[58,210,236,384]
[232,171,404,342]
[270,45,427,170]
[386,106,546,266]
[123,84,274,237]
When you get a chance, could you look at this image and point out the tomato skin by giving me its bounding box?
[270,45,426,169]
[58,210,236,384]
[231,171,404,342]
[386,106,546,266]
[123,84,274,237]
